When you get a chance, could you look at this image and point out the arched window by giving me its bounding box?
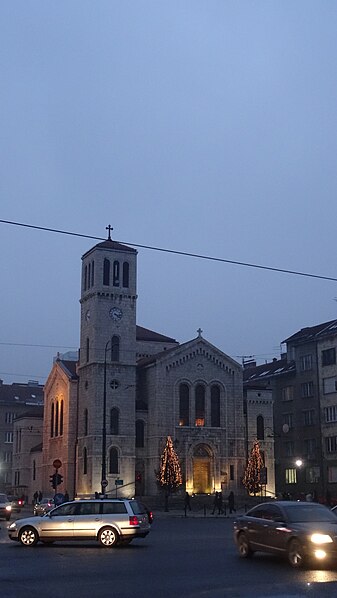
[84,408,88,436]
[84,265,87,291]
[51,403,54,437]
[257,415,265,440]
[195,384,205,426]
[91,260,95,286]
[109,447,119,474]
[103,258,110,286]
[110,408,119,435]
[179,384,189,426]
[136,420,145,447]
[111,336,119,362]
[55,401,59,436]
[86,337,90,362]
[122,262,129,288]
[83,447,88,474]
[88,263,91,288]
[113,260,120,286]
[211,385,221,427]
[60,400,64,436]
[33,459,36,481]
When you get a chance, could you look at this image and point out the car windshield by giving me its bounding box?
[284,504,337,523]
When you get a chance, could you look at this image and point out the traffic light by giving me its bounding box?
[56,473,63,486]
[50,474,56,489]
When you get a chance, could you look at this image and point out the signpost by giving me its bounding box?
[115,479,123,497]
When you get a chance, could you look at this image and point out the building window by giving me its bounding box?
[325,436,337,453]
[301,381,314,398]
[306,467,320,483]
[60,400,64,436]
[109,447,119,474]
[328,466,337,483]
[84,409,88,436]
[323,377,337,394]
[195,384,205,426]
[300,354,312,371]
[122,262,129,288]
[51,403,54,437]
[111,336,120,362]
[33,460,36,481]
[86,337,90,362]
[179,384,189,426]
[84,265,87,291]
[5,432,13,443]
[88,263,91,288]
[325,405,337,423]
[282,412,293,429]
[282,386,294,401]
[136,420,145,447]
[304,438,316,457]
[103,258,110,286]
[55,401,59,437]
[91,260,94,286]
[256,415,264,440]
[303,409,315,426]
[211,385,220,427]
[230,465,234,480]
[285,468,297,484]
[113,261,120,286]
[110,408,119,435]
[3,452,12,463]
[83,447,88,474]
[5,412,15,424]
[284,441,294,457]
[322,348,336,366]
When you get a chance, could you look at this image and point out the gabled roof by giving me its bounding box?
[283,319,337,345]
[57,360,78,380]
[136,325,177,343]
[82,238,137,258]
[243,357,295,383]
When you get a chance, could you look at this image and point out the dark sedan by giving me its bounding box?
[234,501,337,568]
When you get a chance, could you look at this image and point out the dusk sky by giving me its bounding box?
[1,1,337,385]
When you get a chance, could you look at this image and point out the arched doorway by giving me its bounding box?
[193,444,213,493]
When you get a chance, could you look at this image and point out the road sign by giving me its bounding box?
[115,479,123,486]
[101,480,108,488]
[53,459,62,469]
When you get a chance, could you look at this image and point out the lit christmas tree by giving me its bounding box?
[157,436,182,511]
[242,440,264,496]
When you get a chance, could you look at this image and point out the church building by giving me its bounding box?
[41,230,249,499]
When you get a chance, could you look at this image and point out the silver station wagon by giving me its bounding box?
[8,498,150,547]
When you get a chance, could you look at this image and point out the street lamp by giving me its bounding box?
[101,339,110,496]
[295,458,304,500]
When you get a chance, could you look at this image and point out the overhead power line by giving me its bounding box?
[1,218,337,282]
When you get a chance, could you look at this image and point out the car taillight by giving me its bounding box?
[129,516,139,526]
[18,500,23,506]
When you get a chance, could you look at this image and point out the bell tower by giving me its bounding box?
[77,226,137,496]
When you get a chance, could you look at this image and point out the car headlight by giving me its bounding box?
[8,522,17,530]
[310,533,333,544]
[5,505,11,512]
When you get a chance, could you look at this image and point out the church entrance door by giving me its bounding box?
[193,445,212,494]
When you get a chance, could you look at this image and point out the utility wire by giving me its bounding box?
[1,218,337,282]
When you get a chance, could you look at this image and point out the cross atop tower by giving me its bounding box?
[106,224,113,241]
[197,328,203,338]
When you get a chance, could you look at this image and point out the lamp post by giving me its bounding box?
[101,339,110,496]
[295,459,303,500]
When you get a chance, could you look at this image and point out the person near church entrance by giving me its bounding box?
[33,491,38,505]
[184,492,191,512]
[228,491,236,514]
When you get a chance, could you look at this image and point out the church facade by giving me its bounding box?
[41,232,250,499]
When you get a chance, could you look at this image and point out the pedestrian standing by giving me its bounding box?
[228,491,236,514]
[184,492,191,512]
[33,490,38,505]
[212,492,219,515]
[218,492,224,515]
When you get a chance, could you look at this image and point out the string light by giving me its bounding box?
[157,436,183,490]
[242,440,264,495]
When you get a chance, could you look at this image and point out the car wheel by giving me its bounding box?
[288,539,305,568]
[237,532,253,558]
[19,526,39,547]
[98,526,119,547]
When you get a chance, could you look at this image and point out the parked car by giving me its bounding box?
[0,493,12,521]
[33,498,55,516]
[9,498,151,547]
[234,501,337,568]
[7,495,25,512]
